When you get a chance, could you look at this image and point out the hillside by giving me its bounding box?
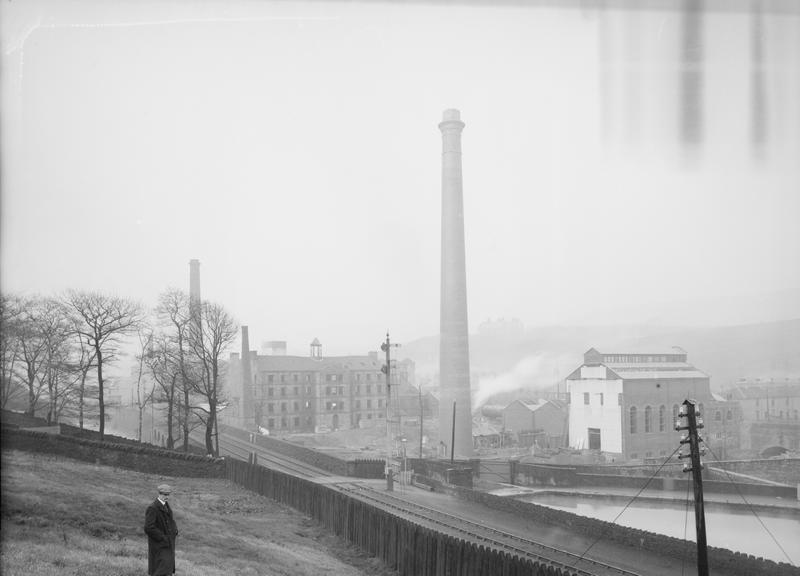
[0,449,394,576]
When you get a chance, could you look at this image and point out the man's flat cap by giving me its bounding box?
[157,484,172,494]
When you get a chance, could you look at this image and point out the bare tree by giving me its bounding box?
[14,296,53,416]
[186,300,237,456]
[156,289,197,452]
[62,291,142,439]
[134,327,156,442]
[144,331,184,448]
[71,336,98,430]
[38,298,75,424]
[1,294,26,409]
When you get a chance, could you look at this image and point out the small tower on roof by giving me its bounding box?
[310,338,322,360]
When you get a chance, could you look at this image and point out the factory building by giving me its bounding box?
[566,347,736,461]
[226,336,415,435]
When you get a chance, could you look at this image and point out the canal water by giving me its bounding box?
[522,493,799,565]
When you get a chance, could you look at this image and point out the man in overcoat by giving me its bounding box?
[144,483,179,575]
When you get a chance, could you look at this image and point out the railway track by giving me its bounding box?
[219,433,641,576]
[336,483,642,576]
[219,432,333,478]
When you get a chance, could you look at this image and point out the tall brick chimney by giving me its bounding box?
[438,109,473,459]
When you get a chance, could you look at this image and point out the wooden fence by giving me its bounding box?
[227,458,580,576]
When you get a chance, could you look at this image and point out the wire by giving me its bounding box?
[566,444,683,571]
[702,442,796,567]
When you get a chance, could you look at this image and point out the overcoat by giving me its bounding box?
[144,499,179,576]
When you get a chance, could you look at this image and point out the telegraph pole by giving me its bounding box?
[675,398,709,576]
[381,332,400,490]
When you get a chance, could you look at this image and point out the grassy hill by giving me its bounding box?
[0,449,394,576]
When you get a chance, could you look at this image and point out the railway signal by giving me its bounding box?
[381,332,400,491]
[675,398,709,576]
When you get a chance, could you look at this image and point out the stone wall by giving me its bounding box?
[2,427,225,478]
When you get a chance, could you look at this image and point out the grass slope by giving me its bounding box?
[1,449,395,576]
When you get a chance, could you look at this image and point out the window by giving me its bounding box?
[268,375,274,383]
[367,399,372,409]
[293,401,299,411]
[630,453,638,459]
[645,406,653,433]
[366,385,372,394]
[630,406,637,434]
[673,404,679,421]
[659,405,666,432]
[268,418,274,429]
[378,384,383,394]
[583,393,590,405]
[267,403,274,414]
[281,403,287,412]
[714,411,722,422]
[280,387,286,396]
[268,388,274,397]
[294,386,298,395]
[294,417,300,426]
[599,393,604,406]
[280,374,286,383]
[356,400,361,409]
[726,409,733,421]
[281,418,287,427]
[378,399,383,408]
[698,403,704,417]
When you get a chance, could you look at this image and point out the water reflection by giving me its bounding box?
[524,493,799,565]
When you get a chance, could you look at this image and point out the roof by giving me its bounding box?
[728,384,800,399]
[253,354,379,372]
[604,362,695,370]
[585,346,687,356]
[608,369,709,380]
[504,399,558,412]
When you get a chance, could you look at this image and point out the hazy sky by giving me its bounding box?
[2,0,799,356]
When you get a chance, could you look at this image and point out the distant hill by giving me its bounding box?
[400,319,800,405]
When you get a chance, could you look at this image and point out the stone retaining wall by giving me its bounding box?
[1,427,225,478]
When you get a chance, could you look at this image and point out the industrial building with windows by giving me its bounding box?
[226,335,415,435]
[566,347,738,461]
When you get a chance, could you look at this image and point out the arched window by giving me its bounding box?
[659,405,666,432]
[726,409,733,421]
[673,404,680,422]
[645,406,653,433]
[715,410,722,422]
[698,403,705,417]
[630,406,638,434]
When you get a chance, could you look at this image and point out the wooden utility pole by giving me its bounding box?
[676,398,709,576]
